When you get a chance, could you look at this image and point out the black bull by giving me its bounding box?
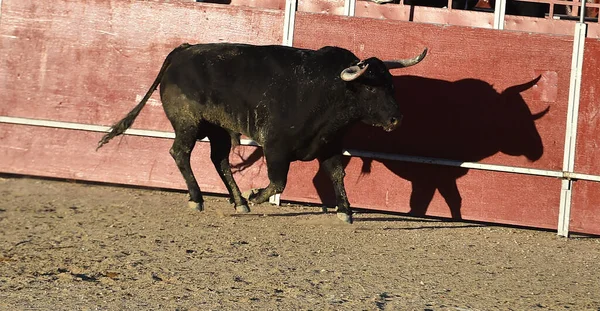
[97,43,428,223]
[234,76,549,219]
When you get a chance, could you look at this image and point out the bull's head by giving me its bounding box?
[497,76,549,161]
[340,48,428,132]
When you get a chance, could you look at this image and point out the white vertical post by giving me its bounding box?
[558,21,587,237]
[269,193,281,206]
[558,179,573,236]
[282,0,297,47]
[272,0,295,206]
[493,0,506,30]
[344,0,356,17]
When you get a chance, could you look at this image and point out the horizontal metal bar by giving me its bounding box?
[0,116,262,146]
[0,116,175,138]
[567,172,600,182]
[343,149,564,178]
[2,115,599,181]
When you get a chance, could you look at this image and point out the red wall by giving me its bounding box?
[575,39,600,176]
[1,0,599,234]
[571,180,600,236]
[0,0,278,200]
[293,12,570,171]
[0,0,284,131]
[570,38,600,235]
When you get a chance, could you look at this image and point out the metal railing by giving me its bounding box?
[394,0,599,21]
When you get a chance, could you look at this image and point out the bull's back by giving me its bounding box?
[164,43,355,104]
[160,43,357,143]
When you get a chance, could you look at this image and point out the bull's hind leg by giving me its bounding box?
[206,125,250,213]
[170,125,205,211]
[247,150,290,204]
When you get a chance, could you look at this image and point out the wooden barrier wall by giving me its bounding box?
[571,39,600,235]
[0,0,599,235]
[0,0,278,195]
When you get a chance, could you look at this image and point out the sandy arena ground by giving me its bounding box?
[0,176,599,310]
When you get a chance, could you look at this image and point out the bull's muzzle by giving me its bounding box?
[384,116,402,132]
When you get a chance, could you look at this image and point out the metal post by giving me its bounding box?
[558,179,573,237]
[558,15,587,237]
[282,0,297,47]
[274,0,297,205]
[344,0,356,16]
[493,0,506,30]
[549,2,556,19]
[580,0,587,23]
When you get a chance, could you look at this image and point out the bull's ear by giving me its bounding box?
[340,62,369,82]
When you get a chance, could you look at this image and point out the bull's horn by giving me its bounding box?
[532,106,550,120]
[340,62,369,82]
[383,48,428,70]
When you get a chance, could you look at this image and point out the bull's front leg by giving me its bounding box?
[246,151,290,204]
[318,153,353,224]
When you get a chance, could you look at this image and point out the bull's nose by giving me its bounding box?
[385,115,402,132]
[390,115,402,127]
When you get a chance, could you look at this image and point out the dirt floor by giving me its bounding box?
[0,176,599,310]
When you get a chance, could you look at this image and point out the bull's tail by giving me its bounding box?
[96,43,192,151]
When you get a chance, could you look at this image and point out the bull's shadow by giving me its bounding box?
[232,75,548,220]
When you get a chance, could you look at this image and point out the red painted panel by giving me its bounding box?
[504,16,593,38]
[574,38,600,176]
[229,0,285,10]
[356,2,494,28]
[0,123,560,230]
[0,0,284,131]
[298,0,345,15]
[0,124,560,228]
[283,156,561,229]
[0,123,269,196]
[572,37,600,235]
[294,12,570,171]
[570,180,600,236]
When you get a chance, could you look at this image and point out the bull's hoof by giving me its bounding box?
[242,189,260,201]
[188,201,204,212]
[337,212,353,224]
[235,204,251,213]
[249,196,266,205]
